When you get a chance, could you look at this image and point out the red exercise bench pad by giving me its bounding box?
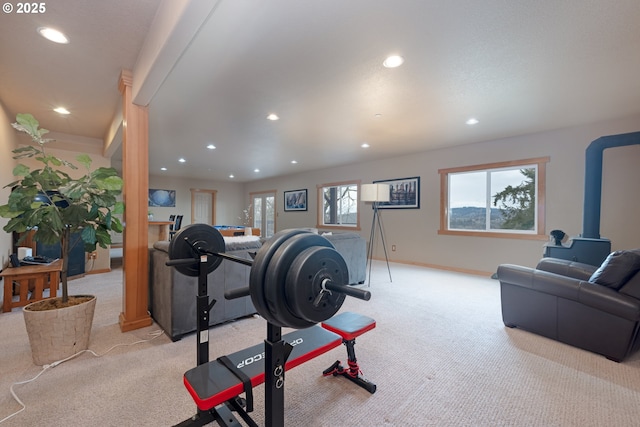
[322,311,376,340]
[183,325,342,411]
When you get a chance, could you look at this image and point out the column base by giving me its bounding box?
[119,312,153,332]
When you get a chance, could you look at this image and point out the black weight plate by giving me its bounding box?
[264,233,335,328]
[249,229,311,325]
[168,224,225,277]
[286,246,347,324]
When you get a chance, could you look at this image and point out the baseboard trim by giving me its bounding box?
[87,268,111,275]
[119,312,153,332]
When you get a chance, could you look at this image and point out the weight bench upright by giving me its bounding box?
[322,311,377,394]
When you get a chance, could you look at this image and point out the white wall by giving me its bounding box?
[148,174,245,228]
[0,103,17,269]
[243,115,640,274]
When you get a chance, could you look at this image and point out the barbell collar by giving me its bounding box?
[322,279,371,301]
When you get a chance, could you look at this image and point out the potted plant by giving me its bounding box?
[0,113,124,365]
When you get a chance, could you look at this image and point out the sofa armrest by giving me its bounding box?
[578,282,640,321]
[536,258,597,281]
[497,264,581,300]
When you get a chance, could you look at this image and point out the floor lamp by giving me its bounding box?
[361,183,392,286]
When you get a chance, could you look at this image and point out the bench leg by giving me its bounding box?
[323,339,376,394]
[174,400,256,427]
[173,408,219,427]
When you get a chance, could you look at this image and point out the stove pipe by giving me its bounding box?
[582,131,640,239]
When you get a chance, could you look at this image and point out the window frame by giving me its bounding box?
[316,179,361,230]
[438,157,549,240]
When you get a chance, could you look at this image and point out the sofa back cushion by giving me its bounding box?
[619,270,640,299]
[589,249,640,290]
[153,236,261,254]
[536,258,596,280]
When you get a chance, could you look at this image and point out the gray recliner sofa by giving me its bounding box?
[497,249,640,361]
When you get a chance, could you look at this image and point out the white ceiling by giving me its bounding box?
[2,0,640,182]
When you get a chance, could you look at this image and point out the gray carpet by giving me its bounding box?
[2,261,640,426]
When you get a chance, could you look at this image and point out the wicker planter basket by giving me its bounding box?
[23,295,97,366]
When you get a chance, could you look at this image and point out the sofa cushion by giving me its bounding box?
[619,270,640,299]
[589,250,640,290]
[536,258,597,281]
[153,240,170,252]
[222,236,262,251]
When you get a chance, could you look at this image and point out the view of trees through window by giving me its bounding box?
[448,166,536,232]
[322,183,358,226]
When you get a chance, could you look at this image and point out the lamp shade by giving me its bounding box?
[360,183,390,202]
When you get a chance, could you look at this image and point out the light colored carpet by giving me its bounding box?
[2,261,640,426]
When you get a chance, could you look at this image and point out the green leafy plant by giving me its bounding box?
[492,168,536,230]
[0,113,124,305]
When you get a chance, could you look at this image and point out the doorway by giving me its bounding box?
[251,190,276,238]
[191,189,217,225]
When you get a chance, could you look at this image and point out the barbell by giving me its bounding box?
[167,224,370,329]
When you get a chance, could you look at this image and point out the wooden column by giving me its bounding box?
[118,70,152,332]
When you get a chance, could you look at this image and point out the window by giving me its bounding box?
[438,157,549,239]
[317,180,360,229]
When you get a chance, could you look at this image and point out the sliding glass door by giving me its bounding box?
[251,191,275,238]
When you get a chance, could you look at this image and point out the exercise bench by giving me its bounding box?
[167,227,376,426]
[180,312,376,426]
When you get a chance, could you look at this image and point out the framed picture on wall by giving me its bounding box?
[284,189,308,211]
[148,188,176,207]
[373,176,420,209]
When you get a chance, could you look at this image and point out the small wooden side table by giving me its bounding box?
[1,259,62,313]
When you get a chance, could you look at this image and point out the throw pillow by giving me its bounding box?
[589,249,640,290]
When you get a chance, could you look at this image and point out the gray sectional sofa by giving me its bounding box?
[149,230,366,341]
[322,232,367,285]
[149,237,261,341]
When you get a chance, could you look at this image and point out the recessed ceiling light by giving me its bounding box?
[361,143,370,148]
[229,174,235,179]
[254,168,260,173]
[466,118,479,125]
[206,144,216,150]
[291,160,298,164]
[37,27,69,44]
[178,158,186,163]
[383,55,404,68]
[53,107,70,115]
[266,113,279,121]
[160,167,167,171]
